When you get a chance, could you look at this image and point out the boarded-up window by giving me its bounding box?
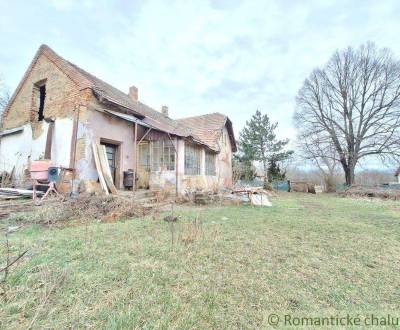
[151,139,175,171]
[185,142,201,175]
[205,151,216,175]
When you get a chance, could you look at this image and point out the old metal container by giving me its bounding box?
[30,160,52,180]
[123,169,134,188]
[48,167,59,182]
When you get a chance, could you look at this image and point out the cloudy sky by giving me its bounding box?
[1,0,399,155]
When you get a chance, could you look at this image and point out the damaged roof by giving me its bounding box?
[177,113,237,152]
[5,44,236,152]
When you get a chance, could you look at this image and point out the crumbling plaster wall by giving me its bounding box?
[148,137,178,192]
[149,170,176,192]
[0,119,73,180]
[0,53,80,180]
[73,97,136,189]
[216,127,233,188]
[177,126,233,193]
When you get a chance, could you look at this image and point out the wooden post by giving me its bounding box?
[134,122,138,191]
[167,134,179,197]
[44,120,55,159]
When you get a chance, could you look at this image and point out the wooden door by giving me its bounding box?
[137,142,150,189]
[101,143,117,183]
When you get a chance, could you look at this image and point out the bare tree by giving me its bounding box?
[295,43,400,185]
[0,78,10,125]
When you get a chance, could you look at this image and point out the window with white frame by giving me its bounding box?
[205,151,216,175]
[151,139,175,171]
[184,142,201,175]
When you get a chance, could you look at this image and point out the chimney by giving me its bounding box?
[161,105,169,117]
[128,86,138,101]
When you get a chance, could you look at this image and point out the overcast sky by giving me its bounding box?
[1,0,400,166]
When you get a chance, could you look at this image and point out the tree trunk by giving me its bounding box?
[343,164,355,186]
[262,159,269,189]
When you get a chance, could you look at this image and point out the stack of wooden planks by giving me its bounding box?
[0,188,44,200]
[92,143,118,195]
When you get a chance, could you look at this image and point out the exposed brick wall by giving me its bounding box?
[1,54,82,130]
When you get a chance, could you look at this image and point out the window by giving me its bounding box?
[151,139,175,171]
[205,151,216,175]
[184,142,201,175]
[163,140,175,170]
[139,142,150,170]
[37,84,46,121]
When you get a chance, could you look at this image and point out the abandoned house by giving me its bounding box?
[0,45,236,195]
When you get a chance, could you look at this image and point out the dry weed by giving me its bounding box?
[7,195,148,226]
[179,215,203,246]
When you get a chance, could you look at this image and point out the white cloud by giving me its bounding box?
[1,0,400,165]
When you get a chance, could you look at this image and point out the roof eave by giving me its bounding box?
[225,117,237,152]
[93,91,145,119]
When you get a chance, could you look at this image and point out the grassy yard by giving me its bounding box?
[1,193,399,329]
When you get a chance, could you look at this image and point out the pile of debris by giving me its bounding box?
[231,187,273,206]
[339,185,400,200]
[288,181,316,194]
[188,187,273,207]
[192,191,221,205]
[3,194,152,224]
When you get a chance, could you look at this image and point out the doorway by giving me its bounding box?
[137,141,150,189]
[101,142,118,184]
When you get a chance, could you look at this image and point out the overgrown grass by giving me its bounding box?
[1,193,399,329]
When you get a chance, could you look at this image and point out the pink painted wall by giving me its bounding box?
[74,104,233,194]
[76,103,136,189]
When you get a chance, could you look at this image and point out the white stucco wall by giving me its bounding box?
[0,118,73,182]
